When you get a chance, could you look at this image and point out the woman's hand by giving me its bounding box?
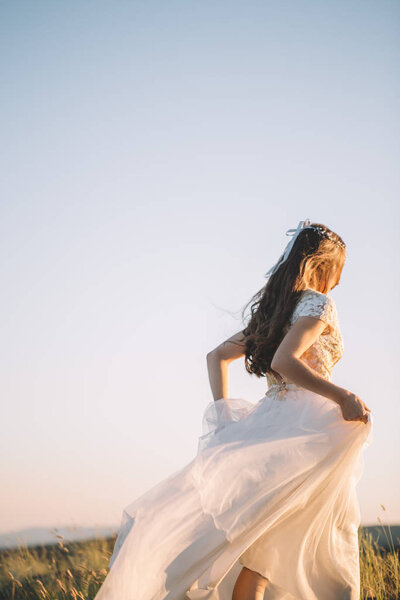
[336,390,371,424]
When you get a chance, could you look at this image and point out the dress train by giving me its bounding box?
[94,383,373,600]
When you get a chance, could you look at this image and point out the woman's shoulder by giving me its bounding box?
[291,288,338,328]
[298,288,336,304]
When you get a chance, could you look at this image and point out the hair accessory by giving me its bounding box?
[264,218,312,278]
[264,218,345,279]
[311,225,346,249]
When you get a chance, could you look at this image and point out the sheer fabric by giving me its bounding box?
[94,289,373,600]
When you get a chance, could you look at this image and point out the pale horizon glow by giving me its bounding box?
[0,0,399,537]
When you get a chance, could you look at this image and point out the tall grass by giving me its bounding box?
[359,515,400,600]
[0,525,398,599]
[0,534,114,600]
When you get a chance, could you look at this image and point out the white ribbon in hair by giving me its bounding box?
[265,218,312,278]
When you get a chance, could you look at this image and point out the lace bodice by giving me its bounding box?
[266,288,344,388]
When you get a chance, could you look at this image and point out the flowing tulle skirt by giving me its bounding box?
[94,383,373,600]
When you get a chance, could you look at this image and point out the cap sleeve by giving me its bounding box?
[291,291,336,331]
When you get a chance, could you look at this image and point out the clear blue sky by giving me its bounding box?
[0,0,399,535]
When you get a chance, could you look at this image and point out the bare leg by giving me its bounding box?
[232,566,269,600]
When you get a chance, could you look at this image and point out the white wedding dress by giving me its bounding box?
[94,289,373,600]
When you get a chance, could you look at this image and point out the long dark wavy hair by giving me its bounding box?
[240,222,346,379]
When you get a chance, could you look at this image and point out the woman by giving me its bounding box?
[94,219,373,600]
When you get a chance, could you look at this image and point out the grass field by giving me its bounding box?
[0,525,398,600]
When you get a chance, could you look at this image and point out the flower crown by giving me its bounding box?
[310,225,346,249]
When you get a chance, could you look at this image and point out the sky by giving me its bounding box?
[0,0,399,537]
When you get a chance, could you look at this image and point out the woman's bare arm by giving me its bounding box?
[206,330,246,401]
[271,316,346,402]
[205,321,339,403]
[206,319,370,422]
[272,316,371,421]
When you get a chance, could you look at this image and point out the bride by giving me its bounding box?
[94,218,373,600]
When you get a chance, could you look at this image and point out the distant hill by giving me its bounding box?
[362,523,400,551]
[0,523,399,551]
[0,524,119,550]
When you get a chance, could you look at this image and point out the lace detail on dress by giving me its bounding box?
[291,289,336,331]
[266,289,344,389]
